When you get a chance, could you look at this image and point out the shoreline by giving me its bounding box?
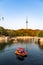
[0,36,43,45]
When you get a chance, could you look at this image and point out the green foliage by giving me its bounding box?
[38,31,43,37]
[0,26,6,35]
[0,26,43,37]
[6,29,16,37]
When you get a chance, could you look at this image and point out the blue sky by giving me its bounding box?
[0,0,43,30]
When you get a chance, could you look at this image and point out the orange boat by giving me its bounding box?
[15,47,27,57]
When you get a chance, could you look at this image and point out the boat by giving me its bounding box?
[15,47,27,57]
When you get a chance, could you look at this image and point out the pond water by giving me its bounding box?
[0,42,43,65]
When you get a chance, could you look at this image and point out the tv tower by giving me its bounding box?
[26,17,28,29]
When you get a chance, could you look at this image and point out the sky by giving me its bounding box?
[0,0,43,30]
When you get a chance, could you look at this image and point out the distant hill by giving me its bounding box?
[0,26,43,37]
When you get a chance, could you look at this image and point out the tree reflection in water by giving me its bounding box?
[0,43,6,51]
[38,43,43,50]
[0,42,12,51]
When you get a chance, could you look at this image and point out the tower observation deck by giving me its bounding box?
[26,17,28,29]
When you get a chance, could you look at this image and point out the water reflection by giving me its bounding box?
[0,41,43,51]
[0,41,43,65]
[0,43,6,50]
[16,55,24,61]
[38,42,43,50]
[0,42,13,51]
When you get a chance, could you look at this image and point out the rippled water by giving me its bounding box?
[0,42,43,65]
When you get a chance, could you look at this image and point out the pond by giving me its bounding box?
[0,42,43,65]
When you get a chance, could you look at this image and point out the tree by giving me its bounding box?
[38,31,43,37]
